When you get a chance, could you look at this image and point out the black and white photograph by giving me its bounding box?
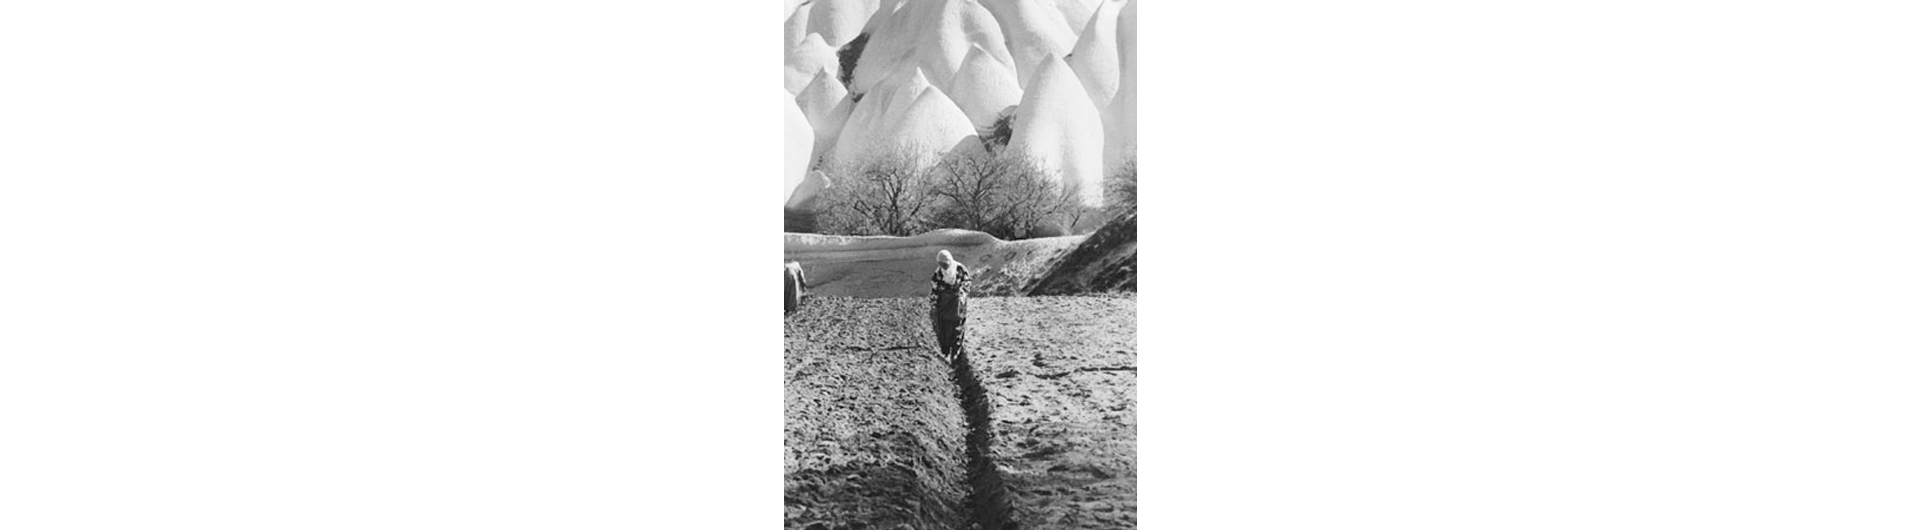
[7,1,1920,529]
[784,0,1137,528]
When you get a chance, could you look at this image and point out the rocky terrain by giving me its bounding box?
[785,295,1136,529]
[785,297,972,529]
[967,296,1135,529]
[785,0,1138,208]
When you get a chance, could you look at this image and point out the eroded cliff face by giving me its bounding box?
[785,0,1135,211]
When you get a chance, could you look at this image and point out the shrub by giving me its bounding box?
[1103,154,1137,215]
[814,150,937,236]
[925,150,1082,240]
[977,111,1016,153]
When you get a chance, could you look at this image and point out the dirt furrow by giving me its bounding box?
[785,298,972,529]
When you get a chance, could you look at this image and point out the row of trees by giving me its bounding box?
[812,147,1105,240]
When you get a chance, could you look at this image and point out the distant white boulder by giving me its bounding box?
[1008,54,1104,206]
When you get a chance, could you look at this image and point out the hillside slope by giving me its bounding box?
[1026,211,1135,295]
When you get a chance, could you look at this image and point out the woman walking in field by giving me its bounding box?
[930,250,971,361]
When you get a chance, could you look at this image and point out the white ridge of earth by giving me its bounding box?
[785,229,1084,297]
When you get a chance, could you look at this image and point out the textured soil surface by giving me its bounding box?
[786,295,1136,530]
[785,297,971,529]
[968,296,1137,529]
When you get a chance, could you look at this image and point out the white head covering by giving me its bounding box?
[936,250,960,284]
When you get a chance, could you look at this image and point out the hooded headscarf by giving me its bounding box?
[936,250,961,284]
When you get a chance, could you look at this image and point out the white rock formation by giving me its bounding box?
[796,70,854,167]
[1053,0,1099,37]
[979,0,1077,87]
[786,94,816,202]
[806,0,881,47]
[1063,0,1123,109]
[1007,54,1104,206]
[850,0,1014,97]
[786,170,833,212]
[828,67,982,173]
[1102,0,1136,174]
[861,0,907,36]
[945,44,1024,130]
[785,2,812,49]
[786,33,842,95]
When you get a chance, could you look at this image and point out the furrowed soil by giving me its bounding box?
[968,296,1137,529]
[786,297,971,530]
[786,295,1137,529]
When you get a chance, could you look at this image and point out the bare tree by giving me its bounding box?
[1104,154,1137,214]
[927,151,1080,239]
[816,150,937,236]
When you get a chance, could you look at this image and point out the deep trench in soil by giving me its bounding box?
[949,344,1017,530]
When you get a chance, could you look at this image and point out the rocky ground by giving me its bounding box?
[967,296,1137,529]
[785,297,971,530]
[786,295,1136,529]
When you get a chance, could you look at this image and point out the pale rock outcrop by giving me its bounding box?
[1063,0,1124,109]
[786,94,817,202]
[828,67,982,173]
[861,0,908,36]
[979,0,1077,87]
[850,0,1013,96]
[786,33,842,95]
[806,0,881,47]
[1102,0,1136,174]
[1007,54,1104,205]
[796,70,855,167]
[786,170,833,212]
[945,45,1024,130]
[1053,0,1099,37]
[785,2,813,49]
